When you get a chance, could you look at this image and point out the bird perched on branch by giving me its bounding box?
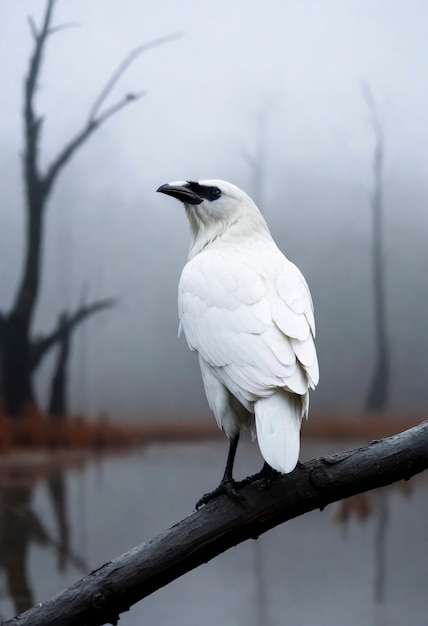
[157,179,319,506]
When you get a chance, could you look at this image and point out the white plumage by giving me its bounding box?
[158,179,318,493]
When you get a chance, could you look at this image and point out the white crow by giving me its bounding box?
[157,179,319,506]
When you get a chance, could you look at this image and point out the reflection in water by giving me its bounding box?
[252,538,270,626]
[334,479,415,607]
[374,490,389,604]
[0,457,87,617]
[0,442,426,625]
[46,469,70,572]
[45,467,87,574]
[0,475,35,614]
[334,492,373,526]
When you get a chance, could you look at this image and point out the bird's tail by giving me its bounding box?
[254,390,307,473]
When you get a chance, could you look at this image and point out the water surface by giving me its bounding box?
[0,439,426,625]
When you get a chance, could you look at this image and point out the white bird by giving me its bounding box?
[157,179,319,505]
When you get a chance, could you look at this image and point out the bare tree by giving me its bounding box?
[241,97,278,207]
[0,0,179,416]
[361,82,390,413]
[3,420,427,626]
[242,106,269,206]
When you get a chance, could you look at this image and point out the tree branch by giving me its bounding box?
[4,421,428,626]
[43,91,146,195]
[30,298,117,371]
[24,0,56,192]
[360,80,383,146]
[27,17,38,41]
[15,0,60,324]
[43,32,182,196]
[87,34,182,123]
[47,22,79,36]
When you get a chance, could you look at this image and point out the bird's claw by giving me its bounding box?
[242,463,280,489]
[196,479,245,509]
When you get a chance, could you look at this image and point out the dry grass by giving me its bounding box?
[0,409,145,452]
[0,407,424,452]
[302,412,425,440]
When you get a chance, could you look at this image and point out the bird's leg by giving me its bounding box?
[196,434,245,509]
[259,462,280,488]
[242,462,280,489]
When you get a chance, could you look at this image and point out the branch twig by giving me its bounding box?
[87,33,182,123]
[27,16,38,40]
[4,421,428,626]
[24,0,56,188]
[43,32,182,196]
[360,80,383,147]
[30,298,117,370]
[47,22,79,36]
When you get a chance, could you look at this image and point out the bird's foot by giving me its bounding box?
[196,478,245,510]
[242,462,280,489]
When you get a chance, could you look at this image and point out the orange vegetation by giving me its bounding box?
[0,410,151,452]
[302,412,425,441]
[0,407,424,452]
[0,408,225,452]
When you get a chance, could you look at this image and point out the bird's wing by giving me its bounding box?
[178,245,318,405]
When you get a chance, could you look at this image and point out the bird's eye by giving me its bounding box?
[210,187,222,201]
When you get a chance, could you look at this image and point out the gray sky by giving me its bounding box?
[1,0,428,418]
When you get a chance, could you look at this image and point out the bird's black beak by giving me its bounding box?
[156,183,203,205]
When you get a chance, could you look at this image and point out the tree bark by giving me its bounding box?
[4,420,428,626]
[0,314,35,416]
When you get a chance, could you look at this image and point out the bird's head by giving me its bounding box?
[157,179,268,256]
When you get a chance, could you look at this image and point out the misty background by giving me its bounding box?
[1,0,427,419]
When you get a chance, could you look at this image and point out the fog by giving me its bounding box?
[1,0,427,418]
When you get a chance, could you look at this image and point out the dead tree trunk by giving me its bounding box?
[242,98,277,207]
[362,83,390,413]
[1,314,35,416]
[2,15,49,415]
